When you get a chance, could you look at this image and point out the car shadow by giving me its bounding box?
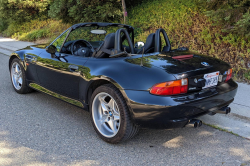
[1,90,250,165]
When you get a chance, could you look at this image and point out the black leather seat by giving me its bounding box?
[137,33,155,54]
[93,33,115,58]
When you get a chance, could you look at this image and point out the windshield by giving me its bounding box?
[65,26,133,46]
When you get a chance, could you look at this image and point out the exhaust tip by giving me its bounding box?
[212,106,231,114]
[188,119,202,128]
[198,121,202,127]
[194,122,198,128]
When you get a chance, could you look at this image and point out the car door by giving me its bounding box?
[35,29,88,100]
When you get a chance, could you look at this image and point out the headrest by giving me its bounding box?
[103,33,115,49]
[145,33,155,47]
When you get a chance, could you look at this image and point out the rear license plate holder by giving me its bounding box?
[202,71,219,89]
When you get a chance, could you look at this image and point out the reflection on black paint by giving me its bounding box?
[126,51,230,74]
[29,83,84,108]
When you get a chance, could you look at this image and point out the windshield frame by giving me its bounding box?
[48,22,135,54]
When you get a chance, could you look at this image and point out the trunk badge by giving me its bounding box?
[201,62,209,66]
[194,78,198,83]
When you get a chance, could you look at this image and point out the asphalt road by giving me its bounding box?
[0,53,250,166]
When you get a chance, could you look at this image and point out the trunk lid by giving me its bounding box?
[127,51,231,92]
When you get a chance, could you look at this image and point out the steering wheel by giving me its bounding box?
[71,40,95,57]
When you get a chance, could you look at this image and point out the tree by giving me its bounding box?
[196,0,250,38]
[0,0,50,23]
[48,0,123,24]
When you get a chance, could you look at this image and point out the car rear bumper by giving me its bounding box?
[123,79,238,129]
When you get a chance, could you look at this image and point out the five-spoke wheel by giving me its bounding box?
[11,62,23,90]
[90,84,139,143]
[92,92,120,138]
[10,58,33,94]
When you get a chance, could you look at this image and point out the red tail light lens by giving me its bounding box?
[225,69,232,82]
[150,78,188,95]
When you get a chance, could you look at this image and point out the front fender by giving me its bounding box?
[9,51,26,71]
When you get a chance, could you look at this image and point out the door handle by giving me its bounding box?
[68,65,78,71]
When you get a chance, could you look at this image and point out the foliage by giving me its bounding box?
[245,70,250,80]
[0,0,250,81]
[0,0,50,23]
[0,18,8,32]
[196,0,250,38]
[2,19,70,43]
[48,0,123,24]
[129,0,250,82]
[125,0,144,7]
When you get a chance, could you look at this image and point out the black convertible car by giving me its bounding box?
[9,22,238,143]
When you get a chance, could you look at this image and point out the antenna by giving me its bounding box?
[140,47,144,66]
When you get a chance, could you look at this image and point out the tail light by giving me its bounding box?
[150,78,188,95]
[225,69,232,82]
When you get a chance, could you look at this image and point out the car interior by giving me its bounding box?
[53,23,171,58]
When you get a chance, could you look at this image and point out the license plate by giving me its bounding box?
[203,71,219,89]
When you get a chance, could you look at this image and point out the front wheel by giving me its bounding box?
[90,84,139,143]
[10,58,33,94]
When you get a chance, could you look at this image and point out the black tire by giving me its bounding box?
[90,84,139,143]
[10,58,33,94]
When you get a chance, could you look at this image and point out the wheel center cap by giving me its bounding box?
[109,111,113,117]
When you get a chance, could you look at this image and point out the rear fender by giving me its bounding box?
[81,77,135,120]
[82,76,127,105]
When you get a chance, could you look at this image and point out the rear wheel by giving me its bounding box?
[90,84,139,143]
[10,58,33,94]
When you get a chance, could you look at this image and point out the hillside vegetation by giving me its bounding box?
[0,0,249,81]
[129,0,250,82]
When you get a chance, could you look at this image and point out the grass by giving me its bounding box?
[2,19,70,44]
[204,123,241,137]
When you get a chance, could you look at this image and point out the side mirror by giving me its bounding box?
[135,41,145,49]
[46,45,57,54]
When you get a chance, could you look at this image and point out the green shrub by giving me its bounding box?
[0,18,8,32]
[245,71,250,80]
[3,19,70,42]
[0,0,50,24]
[196,0,250,39]
[48,0,123,24]
[129,0,250,82]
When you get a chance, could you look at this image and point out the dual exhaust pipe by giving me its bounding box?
[187,106,231,128]
[213,106,231,114]
[187,119,202,128]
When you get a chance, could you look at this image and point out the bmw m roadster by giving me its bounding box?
[9,22,238,143]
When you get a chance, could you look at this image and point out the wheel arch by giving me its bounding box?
[84,78,132,114]
[84,78,136,125]
[9,52,25,71]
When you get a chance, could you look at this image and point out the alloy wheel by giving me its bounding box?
[11,62,23,90]
[92,92,120,138]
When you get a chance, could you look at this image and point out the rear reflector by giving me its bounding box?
[225,68,232,82]
[150,78,188,95]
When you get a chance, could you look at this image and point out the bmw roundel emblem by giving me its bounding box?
[201,62,209,66]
